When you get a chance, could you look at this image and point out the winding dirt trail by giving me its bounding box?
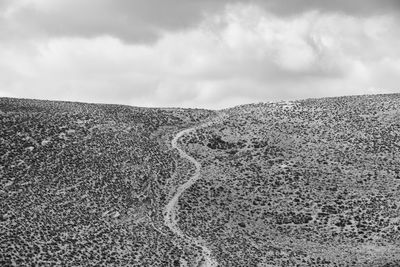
[164,120,219,267]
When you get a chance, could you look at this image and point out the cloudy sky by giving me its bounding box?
[0,0,399,109]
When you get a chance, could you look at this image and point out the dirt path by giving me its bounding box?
[164,118,222,267]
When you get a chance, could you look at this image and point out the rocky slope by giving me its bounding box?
[178,94,400,266]
[0,97,214,266]
[1,94,400,266]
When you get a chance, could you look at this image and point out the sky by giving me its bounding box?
[0,0,399,109]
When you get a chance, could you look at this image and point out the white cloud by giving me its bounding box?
[0,4,399,109]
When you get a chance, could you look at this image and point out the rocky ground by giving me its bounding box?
[0,97,214,266]
[1,94,400,266]
[178,94,400,266]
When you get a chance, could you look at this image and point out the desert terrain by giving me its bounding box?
[1,94,400,266]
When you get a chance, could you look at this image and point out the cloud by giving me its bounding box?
[0,3,399,109]
[2,0,231,43]
[253,0,400,16]
[2,0,400,43]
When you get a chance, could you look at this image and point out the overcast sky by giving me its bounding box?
[1,0,399,109]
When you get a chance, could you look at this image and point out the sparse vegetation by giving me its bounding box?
[0,98,214,266]
[178,94,400,266]
[1,94,400,266]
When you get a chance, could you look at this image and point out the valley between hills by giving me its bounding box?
[1,94,400,266]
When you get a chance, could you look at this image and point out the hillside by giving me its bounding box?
[1,94,400,266]
[179,94,400,266]
[0,98,215,266]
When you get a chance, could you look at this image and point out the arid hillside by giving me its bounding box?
[178,94,400,266]
[0,98,215,266]
[1,94,400,266]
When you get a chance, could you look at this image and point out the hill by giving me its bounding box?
[0,98,214,266]
[179,94,400,266]
[1,94,400,266]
